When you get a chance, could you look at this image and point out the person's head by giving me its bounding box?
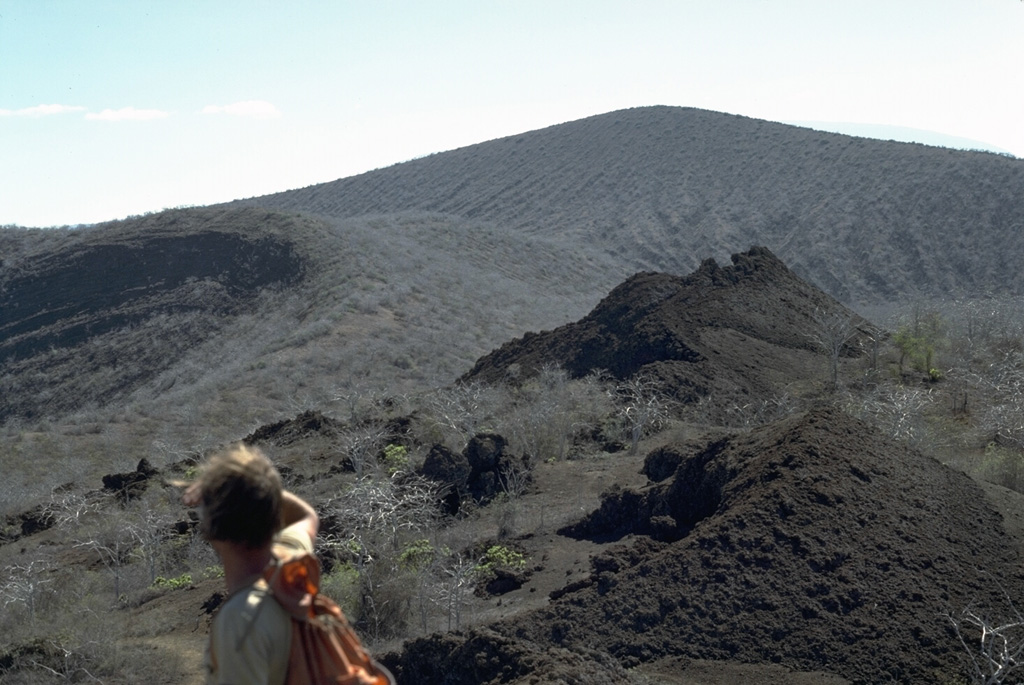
[196,444,282,549]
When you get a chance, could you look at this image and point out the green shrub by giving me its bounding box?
[475,544,526,580]
[151,573,192,590]
[319,562,360,618]
[202,565,224,580]
[399,538,436,570]
[382,444,409,475]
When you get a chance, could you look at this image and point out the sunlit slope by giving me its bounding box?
[242,105,1024,304]
[0,207,620,423]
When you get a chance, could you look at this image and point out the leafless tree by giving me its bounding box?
[425,381,503,449]
[437,553,479,632]
[533,365,575,460]
[502,394,552,462]
[617,374,672,455]
[326,474,442,638]
[690,391,799,431]
[45,490,101,529]
[977,352,1024,450]
[124,498,177,585]
[494,459,532,539]
[807,307,860,392]
[501,366,613,462]
[948,594,1024,685]
[332,378,386,425]
[848,384,930,445]
[1,557,53,625]
[24,638,102,683]
[337,424,392,478]
[75,510,136,603]
[330,474,440,551]
[499,460,531,501]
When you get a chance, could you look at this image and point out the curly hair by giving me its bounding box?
[197,444,282,549]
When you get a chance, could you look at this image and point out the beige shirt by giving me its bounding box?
[205,525,314,685]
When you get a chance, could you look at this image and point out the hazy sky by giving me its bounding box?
[2,1,1022,227]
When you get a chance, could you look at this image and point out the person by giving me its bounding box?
[181,443,319,685]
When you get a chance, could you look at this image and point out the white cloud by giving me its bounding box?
[85,107,170,122]
[0,104,86,117]
[201,100,282,119]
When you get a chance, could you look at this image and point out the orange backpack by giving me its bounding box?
[264,548,395,685]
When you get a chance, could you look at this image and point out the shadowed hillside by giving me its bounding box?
[240,106,1024,305]
[0,205,623,429]
[0,207,313,420]
[463,246,874,404]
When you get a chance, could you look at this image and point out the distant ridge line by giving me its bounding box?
[238,105,1024,305]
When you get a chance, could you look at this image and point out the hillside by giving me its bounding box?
[239,105,1024,305]
[0,204,622,458]
[3,239,1024,684]
[387,408,1024,684]
[0,208,311,420]
[462,246,873,404]
[5,106,1024,428]
[5,107,1024,685]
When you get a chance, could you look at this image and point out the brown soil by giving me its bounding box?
[377,250,1024,683]
[384,408,1024,684]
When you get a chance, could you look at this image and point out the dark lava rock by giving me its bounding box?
[244,410,341,447]
[102,458,159,503]
[420,433,531,513]
[462,247,875,405]
[517,408,1023,683]
[421,443,471,515]
[381,627,631,685]
[391,407,1024,684]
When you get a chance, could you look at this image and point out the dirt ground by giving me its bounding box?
[383,408,1024,684]
[8,248,1024,684]
[373,247,1006,684]
[11,398,1024,685]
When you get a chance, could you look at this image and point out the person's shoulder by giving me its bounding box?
[214,584,290,641]
[215,584,264,623]
[274,522,314,556]
[212,584,291,654]
[226,583,274,608]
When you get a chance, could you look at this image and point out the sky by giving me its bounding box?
[1,1,1022,228]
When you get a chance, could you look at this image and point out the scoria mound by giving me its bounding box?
[385,407,1024,684]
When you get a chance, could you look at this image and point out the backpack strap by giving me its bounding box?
[264,548,320,620]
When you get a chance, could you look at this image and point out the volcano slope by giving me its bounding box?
[0,207,317,421]
[385,248,1022,683]
[463,246,874,404]
[242,105,1024,305]
[386,407,1024,684]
